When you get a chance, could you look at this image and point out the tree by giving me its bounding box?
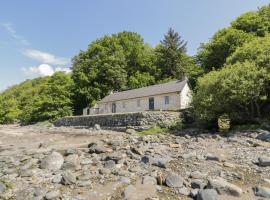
[155,28,187,79]
[196,28,255,71]
[226,34,270,71]
[193,62,270,127]
[72,31,157,114]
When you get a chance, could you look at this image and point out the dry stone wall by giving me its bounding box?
[54,111,181,130]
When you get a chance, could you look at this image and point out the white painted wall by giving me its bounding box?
[83,82,192,115]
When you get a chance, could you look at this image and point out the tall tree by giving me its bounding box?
[155,28,187,79]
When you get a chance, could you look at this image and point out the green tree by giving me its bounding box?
[196,28,255,71]
[193,62,270,127]
[155,28,187,79]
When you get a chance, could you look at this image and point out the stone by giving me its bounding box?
[190,171,206,179]
[197,189,218,200]
[207,177,242,197]
[52,174,62,183]
[126,128,136,135]
[142,176,157,185]
[205,153,220,161]
[191,179,207,189]
[88,143,109,154]
[77,180,92,187]
[65,148,78,156]
[94,124,101,130]
[141,155,154,164]
[104,160,116,169]
[40,152,64,171]
[80,158,92,165]
[253,186,270,198]
[62,154,81,171]
[104,153,124,162]
[152,157,170,168]
[0,182,6,193]
[120,177,131,184]
[165,172,184,188]
[190,189,200,198]
[258,157,270,167]
[256,130,270,142]
[62,170,77,185]
[177,187,190,196]
[45,191,60,200]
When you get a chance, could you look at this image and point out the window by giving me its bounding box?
[137,99,141,107]
[87,108,90,115]
[165,96,170,105]
[122,102,125,108]
[105,104,108,110]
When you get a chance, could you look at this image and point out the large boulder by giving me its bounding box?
[207,177,242,197]
[256,130,270,142]
[40,152,64,171]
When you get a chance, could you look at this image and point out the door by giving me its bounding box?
[149,97,154,110]
[112,103,116,113]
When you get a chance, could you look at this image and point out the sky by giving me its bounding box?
[0,0,269,91]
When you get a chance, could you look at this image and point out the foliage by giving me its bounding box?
[196,28,255,71]
[139,126,168,135]
[155,28,187,79]
[169,120,184,131]
[72,31,157,114]
[193,62,270,127]
[0,72,74,125]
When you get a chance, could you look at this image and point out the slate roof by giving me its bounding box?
[99,78,188,103]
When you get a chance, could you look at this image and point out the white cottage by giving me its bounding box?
[83,79,191,115]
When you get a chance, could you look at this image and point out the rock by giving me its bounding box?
[0,182,6,193]
[88,143,110,154]
[104,160,116,169]
[120,177,131,184]
[165,172,184,188]
[197,189,218,200]
[207,177,242,197]
[45,191,60,200]
[190,189,200,198]
[62,154,81,171]
[62,170,77,185]
[191,179,207,189]
[152,157,170,168]
[40,152,64,171]
[177,187,190,196]
[52,174,62,184]
[126,128,136,135]
[141,155,154,164]
[256,130,270,142]
[93,124,101,130]
[253,186,270,198]
[104,153,124,163]
[258,157,270,167]
[190,171,206,179]
[205,153,220,161]
[77,180,92,187]
[65,148,78,156]
[142,176,157,185]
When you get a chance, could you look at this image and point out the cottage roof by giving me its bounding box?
[99,79,188,103]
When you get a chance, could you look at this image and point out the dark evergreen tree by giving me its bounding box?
[156,28,187,79]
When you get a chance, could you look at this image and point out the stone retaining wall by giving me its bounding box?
[54,111,181,130]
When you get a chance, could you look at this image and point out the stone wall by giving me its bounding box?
[54,111,181,130]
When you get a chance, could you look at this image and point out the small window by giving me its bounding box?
[105,104,108,110]
[165,96,170,105]
[122,102,125,108]
[137,99,141,107]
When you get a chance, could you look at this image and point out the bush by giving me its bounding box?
[193,61,270,127]
[218,114,231,132]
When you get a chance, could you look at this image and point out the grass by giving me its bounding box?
[138,126,169,136]
[232,122,269,132]
[34,120,53,127]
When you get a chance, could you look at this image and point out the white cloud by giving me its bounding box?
[22,49,70,65]
[22,64,71,77]
[0,22,29,45]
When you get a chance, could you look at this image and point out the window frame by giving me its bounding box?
[164,96,170,105]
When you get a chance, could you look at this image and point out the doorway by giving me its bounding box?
[149,97,154,110]
[112,103,116,113]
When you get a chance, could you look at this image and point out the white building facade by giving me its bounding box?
[83,79,191,115]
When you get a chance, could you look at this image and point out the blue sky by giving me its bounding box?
[0,0,269,91]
